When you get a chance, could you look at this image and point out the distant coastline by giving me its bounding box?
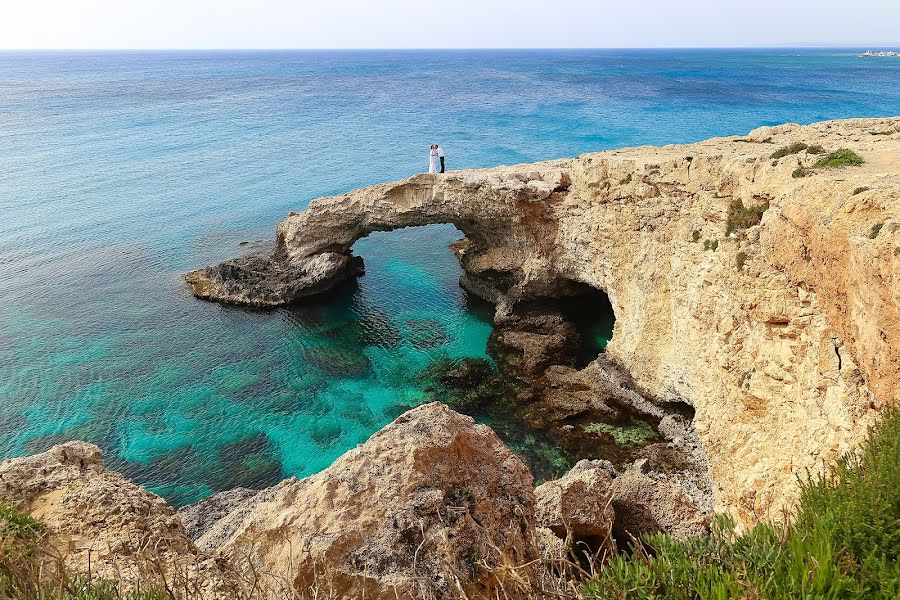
[860,50,900,57]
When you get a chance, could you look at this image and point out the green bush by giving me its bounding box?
[853,186,870,195]
[583,408,900,599]
[735,251,747,270]
[692,230,701,243]
[813,149,864,169]
[703,239,718,251]
[726,198,769,235]
[870,223,884,239]
[770,142,808,159]
[792,167,810,178]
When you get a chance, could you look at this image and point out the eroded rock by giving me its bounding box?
[217,402,539,600]
[534,460,615,552]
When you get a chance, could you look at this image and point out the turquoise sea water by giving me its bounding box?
[2,49,899,505]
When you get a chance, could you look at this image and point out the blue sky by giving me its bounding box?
[2,1,899,49]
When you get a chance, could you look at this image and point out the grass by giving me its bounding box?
[870,223,884,239]
[582,407,900,600]
[726,198,769,235]
[0,502,167,599]
[770,142,808,159]
[813,149,864,169]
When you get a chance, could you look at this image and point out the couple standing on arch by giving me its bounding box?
[428,144,445,174]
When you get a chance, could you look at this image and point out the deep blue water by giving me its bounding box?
[2,49,899,505]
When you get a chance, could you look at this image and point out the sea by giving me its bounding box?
[2,49,899,506]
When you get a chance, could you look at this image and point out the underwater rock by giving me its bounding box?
[405,317,451,349]
[216,402,539,599]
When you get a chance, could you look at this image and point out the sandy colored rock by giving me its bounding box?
[191,117,899,527]
[535,460,615,549]
[218,402,538,600]
[610,468,710,541]
[0,442,243,598]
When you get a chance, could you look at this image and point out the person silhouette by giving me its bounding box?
[436,145,445,173]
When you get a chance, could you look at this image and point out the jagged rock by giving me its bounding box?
[178,486,260,541]
[0,442,242,597]
[534,460,615,552]
[186,251,363,307]
[610,468,710,541]
[217,403,538,600]
[187,117,900,525]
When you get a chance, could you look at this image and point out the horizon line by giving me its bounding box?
[2,44,900,52]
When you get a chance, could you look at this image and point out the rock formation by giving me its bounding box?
[0,441,244,597]
[188,117,900,526]
[208,402,539,599]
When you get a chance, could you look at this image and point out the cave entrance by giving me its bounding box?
[553,282,616,368]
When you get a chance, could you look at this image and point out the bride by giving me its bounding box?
[428,144,438,174]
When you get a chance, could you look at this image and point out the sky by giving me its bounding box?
[1,0,898,49]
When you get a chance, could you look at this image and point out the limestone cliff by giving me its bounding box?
[188,117,900,526]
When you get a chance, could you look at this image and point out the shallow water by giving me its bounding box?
[2,49,899,505]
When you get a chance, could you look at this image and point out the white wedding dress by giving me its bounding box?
[428,149,438,174]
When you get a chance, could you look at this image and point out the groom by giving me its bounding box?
[436,144,445,173]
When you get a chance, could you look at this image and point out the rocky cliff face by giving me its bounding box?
[188,117,899,526]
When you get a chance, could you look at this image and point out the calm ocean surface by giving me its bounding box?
[2,49,899,505]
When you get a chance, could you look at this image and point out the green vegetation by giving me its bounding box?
[813,148,864,169]
[619,174,632,185]
[870,130,895,136]
[853,186,870,195]
[792,167,810,178]
[735,251,747,270]
[583,419,657,447]
[1,500,165,600]
[806,144,825,154]
[870,222,884,239]
[726,197,769,235]
[691,230,701,243]
[583,408,900,600]
[770,142,808,159]
[703,239,718,251]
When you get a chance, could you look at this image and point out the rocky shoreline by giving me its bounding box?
[2,117,897,598]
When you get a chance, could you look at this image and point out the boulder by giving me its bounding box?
[534,460,615,554]
[610,468,710,541]
[217,403,539,600]
[0,442,240,597]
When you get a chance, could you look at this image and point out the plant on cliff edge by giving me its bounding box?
[582,407,900,600]
[813,148,864,168]
[726,197,769,236]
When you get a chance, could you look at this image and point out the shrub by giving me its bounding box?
[792,167,811,178]
[726,198,769,235]
[870,222,884,239]
[806,144,825,154]
[583,408,900,600]
[736,251,747,270]
[692,230,701,242]
[770,142,808,159]
[619,174,632,185]
[703,239,718,251]
[813,149,864,169]
[853,186,870,195]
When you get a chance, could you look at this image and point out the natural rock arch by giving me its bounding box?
[187,117,899,528]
